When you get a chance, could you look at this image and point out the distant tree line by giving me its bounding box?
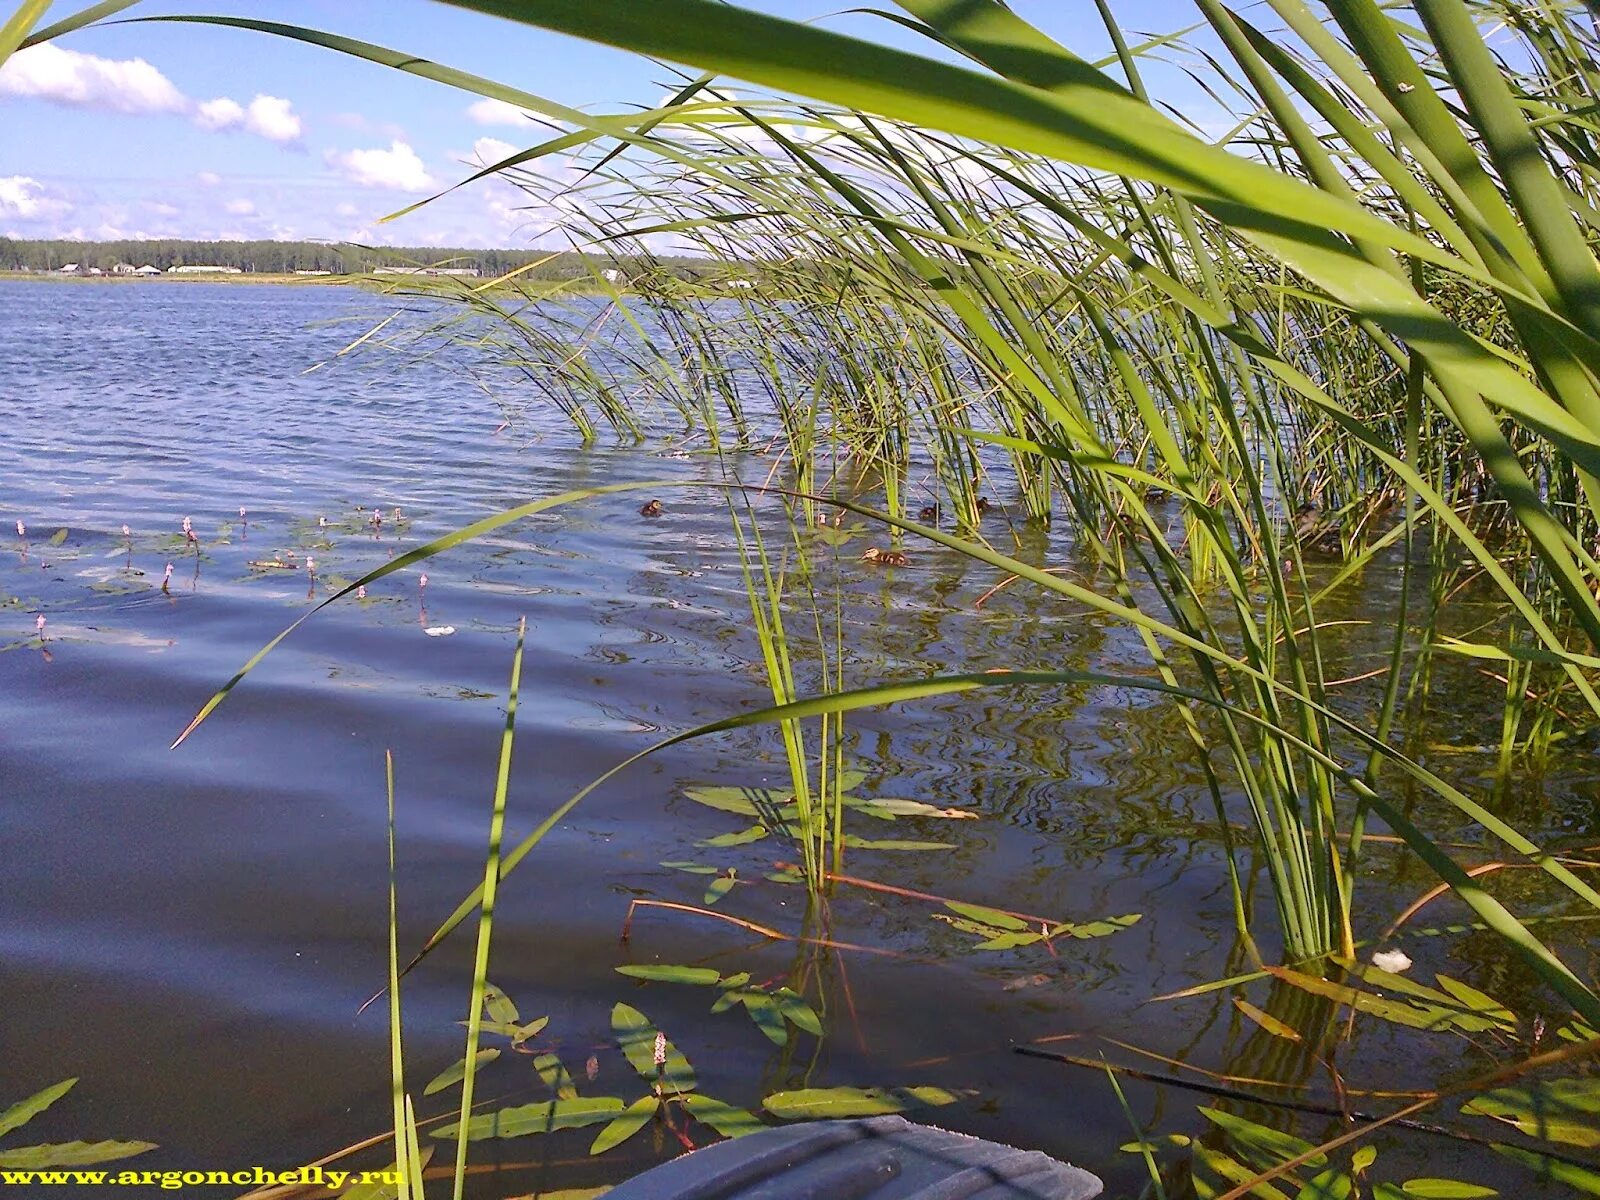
[0,238,715,279]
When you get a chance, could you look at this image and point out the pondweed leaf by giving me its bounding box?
[533,1052,577,1099]
[0,1141,159,1169]
[1233,998,1303,1043]
[616,964,721,985]
[589,1094,658,1155]
[423,1049,501,1096]
[944,902,1029,931]
[47,528,68,547]
[1268,968,1498,1033]
[699,825,768,847]
[612,1003,696,1093]
[661,860,718,875]
[839,835,953,851]
[705,873,737,905]
[1401,1181,1497,1198]
[434,1097,625,1141]
[0,1079,76,1139]
[1434,976,1516,1026]
[1200,1108,1326,1170]
[680,1095,765,1139]
[1463,1078,1600,1147]
[763,1086,969,1120]
[483,983,520,1026]
[845,797,976,820]
[466,1015,549,1045]
[772,987,823,1036]
[1491,1144,1600,1194]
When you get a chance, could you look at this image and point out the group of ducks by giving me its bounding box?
[638,495,996,569]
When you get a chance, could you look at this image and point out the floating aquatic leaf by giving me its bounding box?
[944,902,1030,931]
[1233,998,1303,1043]
[681,1094,765,1139]
[47,529,68,547]
[616,964,723,986]
[1434,976,1516,1026]
[698,825,768,847]
[1268,968,1491,1032]
[741,992,789,1045]
[466,1015,548,1045]
[839,835,953,851]
[763,1086,968,1120]
[718,972,751,989]
[423,1049,501,1096]
[0,1079,76,1139]
[0,1141,158,1168]
[661,860,718,875]
[1463,1079,1600,1147]
[533,1052,577,1099]
[1060,914,1143,939]
[1491,1144,1600,1195]
[590,1094,659,1155]
[612,1004,695,1093]
[705,873,737,906]
[975,930,1046,951]
[1400,1180,1497,1198]
[483,983,520,1026]
[846,797,977,820]
[772,987,823,1035]
[682,786,773,817]
[434,1097,625,1141]
[1200,1108,1326,1170]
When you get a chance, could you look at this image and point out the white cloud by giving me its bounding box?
[335,202,359,217]
[194,93,301,143]
[196,171,222,187]
[145,200,180,217]
[0,44,186,114]
[244,94,300,143]
[194,95,244,131]
[224,198,256,216]
[470,136,517,166]
[467,98,533,126]
[0,176,71,221]
[325,140,435,192]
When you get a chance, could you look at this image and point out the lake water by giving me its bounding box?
[0,280,1585,1197]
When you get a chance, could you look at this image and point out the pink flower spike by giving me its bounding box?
[163,562,173,580]
[182,516,192,534]
[356,585,366,599]
[239,507,247,520]
[318,516,327,527]
[653,1032,667,1068]
[122,524,130,538]
[15,520,24,537]
[306,556,316,573]
[35,614,45,633]
[419,573,428,590]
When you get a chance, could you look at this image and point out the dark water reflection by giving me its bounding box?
[0,282,1583,1197]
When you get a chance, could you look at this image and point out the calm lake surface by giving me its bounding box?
[0,280,1588,1196]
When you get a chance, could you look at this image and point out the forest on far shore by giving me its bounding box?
[0,237,715,279]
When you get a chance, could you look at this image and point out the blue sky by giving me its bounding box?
[0,1,1225,248]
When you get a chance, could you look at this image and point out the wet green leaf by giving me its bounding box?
[1559,1021,1600,1043]
[944,902,1030,931]
[0,1079,75,1139]
[661,860,718,875]
[681,1094,765,1139]
[705,874,737,905]
[616,964,722,986]
[763,1086,968,1119]
[974,930,1045,951]
[483,983,520,1026]
[1201,1108,1326,1170]
[1400,1180,1497,1198]
[589,1094,659,1155]
[1060,914,1142,939]
[683,785,780,817]
[1433,977,1515,1026]
[469,1015,549,1045]
[847,797,977,820]
[433,1097,625,1140]
[1464,1079,1600,1147]
[424,1049,501,1096]
[699,825,769,847]
[718,972,751,989]
[612,1003,696,1093]
[533,1052,577,1099]
[1268,968,1485,1032]
[47,528,68,547]
[0,1141,158,1168]
[1235,998,1304,1043]
[840,835,953,851]
[742,993,790,1045]
[772,987,823,1036]
[1296,1166,1353,1200]
[1492,1144,1600,1194]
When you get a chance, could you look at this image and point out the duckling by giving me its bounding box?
[1291,502,1341,553]
[639,499,663,518]
[976,496,993,517]
[861,546,909,567]
[917,504,940,523]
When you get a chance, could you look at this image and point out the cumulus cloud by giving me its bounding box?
[467,98,533,126]
[195,93,301,143]
[335,202,360,217]
[196,171,222,187]
[0,44,186,114]
[325,140,435,192]
[470,137,517,166]
[145,200,180,216]
[224,198,256,216]
[0,175,71,221]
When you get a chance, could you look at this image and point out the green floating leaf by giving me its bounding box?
[662,860,718,875]
[613,1003,696,1093]
[699,825,769,847]
[763,1086,968,1120]
[589,1094,658,1155]
[533,1052,577,1099]
[975,930,1045,951]
[705,874,737,906]
[483,983,520,1026]
[1201,1107,1327,1170]
[681,1094,766,1139]
[47,528,68,547]
[944,902,1030,931]
[840,835,953,851]
[682,786,774,817]
[433,1097,625,1141]
[0,1079,76,1140]
[1269,968,1486,1033]
[1298,1165,1355,1200]
[423,1048,501,1096]
[616,964,722,986]
[740,992,789,1046]
[1434,977,1516,1027]
[1061,913,1142,939]
[772,987,823,1036]
[1401,1180,1497,1199]
[847,797,977,820]
[469,1015,549,1045]
[1233,998,1303,1043]
[0,1141,158,1168]
[1492,1144,1600,1195]
[1464,1079,1600,1147]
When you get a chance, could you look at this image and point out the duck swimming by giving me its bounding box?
[917,504,940,523]
[639,499,663,518]
[1291,502,1341,553]
[861,546,909,567]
